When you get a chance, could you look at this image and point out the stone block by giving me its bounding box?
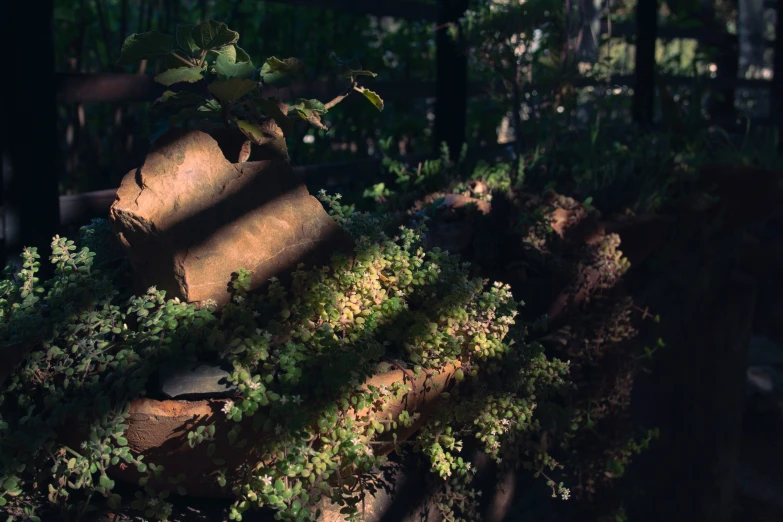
[109,129,352,309]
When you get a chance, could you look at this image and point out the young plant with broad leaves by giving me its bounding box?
[117,19,384,158]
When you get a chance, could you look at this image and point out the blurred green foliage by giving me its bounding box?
[54,0,779,211]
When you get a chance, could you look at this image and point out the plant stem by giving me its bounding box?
[324,82,358,110]
[169,52,197,68]
[63,445,84,459]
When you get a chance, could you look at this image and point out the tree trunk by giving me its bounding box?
[577,0,603,63]
[738,0,766,75]
[700,0,740,124]
[434,0,469,158]
[771,0,783,148]
[633,0,659,127]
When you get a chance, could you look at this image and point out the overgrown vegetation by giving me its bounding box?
[0,159,668,521]
[10,0,782,520]
[0,215,536,519]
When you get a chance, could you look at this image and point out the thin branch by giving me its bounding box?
[324,82,358,110]
[169,52,198,67]
[62,445,85,459]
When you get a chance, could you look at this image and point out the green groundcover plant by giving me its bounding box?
[0,204,585,521]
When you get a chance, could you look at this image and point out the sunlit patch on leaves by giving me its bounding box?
[234,45,252,63]
[214,53,255,80]
[153,66,204,87]
[360,89,384,112]
[216,43,237,63]
[289,99,329,130]
[235,119,273,145]
[259,56,305,88]
[212,44,255,77]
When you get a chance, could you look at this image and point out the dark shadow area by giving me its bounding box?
[1,0,61,274]
[387,175,781,521]
[618,169,783,522]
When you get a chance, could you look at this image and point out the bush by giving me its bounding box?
[0,209,576,521]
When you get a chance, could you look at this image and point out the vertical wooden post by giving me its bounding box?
[711,33,739,126]
[0,73,5,266]
[701,0,739,126]
[434,0,469,157]
[1,0,60,269]
[772,0,783,147]
[632,0,658,127]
